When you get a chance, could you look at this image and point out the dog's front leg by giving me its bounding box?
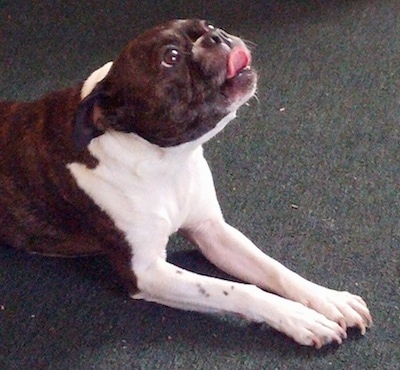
[132,257,347,348]
[185,219,372,336]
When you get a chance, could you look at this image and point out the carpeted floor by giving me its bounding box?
[0,1,399,369]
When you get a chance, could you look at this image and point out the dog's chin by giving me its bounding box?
[221,67,257,110]
[172,67,257,150]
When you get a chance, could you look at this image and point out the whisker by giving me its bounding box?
[252,92,261,104]
[243,39,258,49]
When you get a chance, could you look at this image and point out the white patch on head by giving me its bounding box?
[81,61,113,99]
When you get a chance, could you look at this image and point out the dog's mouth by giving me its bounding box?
[218,43,256,108]
[190,23,256,105]
[226,45,252,80]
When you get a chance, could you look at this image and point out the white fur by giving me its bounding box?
[81,61,113,99]
[67,64,372,348]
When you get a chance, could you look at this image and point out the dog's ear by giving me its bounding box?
[73,84,109,151]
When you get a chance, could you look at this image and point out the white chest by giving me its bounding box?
[67,131,219,239]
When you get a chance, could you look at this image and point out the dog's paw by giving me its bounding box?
[303,287,373,335]
[274,300,347,348]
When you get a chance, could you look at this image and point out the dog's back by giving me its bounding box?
[0,87,110,256]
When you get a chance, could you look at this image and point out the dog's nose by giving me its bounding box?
[202,29,233,48]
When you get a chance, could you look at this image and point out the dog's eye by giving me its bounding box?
[161,47,181,68]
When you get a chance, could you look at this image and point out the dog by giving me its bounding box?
[0,19,372,348]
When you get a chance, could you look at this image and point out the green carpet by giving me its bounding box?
[1,0,399,369]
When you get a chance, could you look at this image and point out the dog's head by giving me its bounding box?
[74,19,257,150]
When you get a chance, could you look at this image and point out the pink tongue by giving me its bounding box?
[226,46,251,79]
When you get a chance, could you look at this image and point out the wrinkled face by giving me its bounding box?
[76,19,257,148]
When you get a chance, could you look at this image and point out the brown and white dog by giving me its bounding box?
[0,19,371,348]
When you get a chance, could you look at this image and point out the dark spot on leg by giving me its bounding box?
[197,283,210,297]
[176,270,183,274]
[223,291,229,296]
